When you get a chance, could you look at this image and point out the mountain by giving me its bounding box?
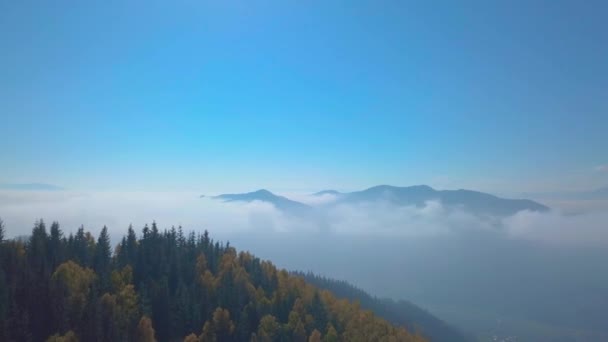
[213,189,312,215]
[312,190,343,196]
[335,185,549,216]
[0,183,64,191]
[212,185,549,217]
[294,271,476,342]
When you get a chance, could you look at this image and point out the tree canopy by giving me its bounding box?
[0,219,425,342]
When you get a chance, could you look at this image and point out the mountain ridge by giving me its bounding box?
[210,185,549,217]
[213,189,312,215]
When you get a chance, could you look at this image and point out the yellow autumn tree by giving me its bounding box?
[50,261,96,329]
[183,333,198,342]
[308,329,322,342]
[200,307,235,342]
[46,330,78,342]
[136,316,157,342]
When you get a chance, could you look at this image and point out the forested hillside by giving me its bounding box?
[295,273,474,342]
[0,219,425,342]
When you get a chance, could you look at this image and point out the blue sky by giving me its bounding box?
[1,1,607,193]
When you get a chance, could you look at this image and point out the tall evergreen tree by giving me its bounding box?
[94,226,112,291]
[0,218,4,243]
[48,222,65,271]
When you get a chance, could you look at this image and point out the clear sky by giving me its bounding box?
[1,1,607,193]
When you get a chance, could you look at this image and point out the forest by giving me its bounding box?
[295,273,473,342]
[0,218,425,342]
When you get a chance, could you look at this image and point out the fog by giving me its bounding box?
[1,190,607,340]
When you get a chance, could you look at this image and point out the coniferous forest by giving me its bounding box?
[0,219,425,342]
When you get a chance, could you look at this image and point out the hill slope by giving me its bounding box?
[295,272,475,342]
[0,220,424,342]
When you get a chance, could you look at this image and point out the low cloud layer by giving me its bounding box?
[505,209,608,246]
[1,190,607,247]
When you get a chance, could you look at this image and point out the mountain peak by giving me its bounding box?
[213,189,311,216]
[252,189,274,195]
[313,190,342,196]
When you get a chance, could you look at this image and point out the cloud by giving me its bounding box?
[503,209,608,247]
[324,200,496,236]
[0,190,607,247]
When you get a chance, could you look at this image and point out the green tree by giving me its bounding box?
[0,268,8,339]
[257,315,280,342]
[0,218,4,242]
[323,323,338,342]
[49,222,65,270]
[94,226,112,291]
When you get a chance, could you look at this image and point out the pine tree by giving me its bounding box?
[0,268,8,340]
[49,222,65,271]
[0,218,4,243]
[94,226,111,291]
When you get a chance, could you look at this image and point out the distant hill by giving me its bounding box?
[213,185,549,217]
[335,185,548,216]
[294,271,475,342]
[213,189,312,216]
[0,183,64,191]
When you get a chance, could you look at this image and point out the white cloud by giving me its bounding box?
[1,190,607,247]
[503,209,608,247]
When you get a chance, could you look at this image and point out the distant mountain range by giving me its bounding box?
[209,185,549,217]
[0,183,64,191]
